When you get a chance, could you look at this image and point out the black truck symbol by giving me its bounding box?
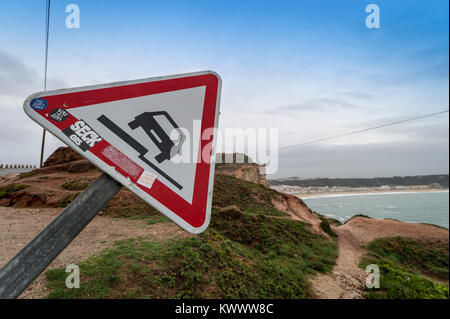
[98,111,186,190]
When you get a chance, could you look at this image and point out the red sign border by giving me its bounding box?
[24,71,221,233]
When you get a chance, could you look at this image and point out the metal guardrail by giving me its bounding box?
[0,164,36,169]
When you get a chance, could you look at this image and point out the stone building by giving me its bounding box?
[215,153,268,186]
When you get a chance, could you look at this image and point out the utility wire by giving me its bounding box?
[39,0,51,168]
[43,0,50,92]
[277,109,449,152]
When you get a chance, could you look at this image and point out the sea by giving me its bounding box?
[0,168,33,177]
[302,191,449,229]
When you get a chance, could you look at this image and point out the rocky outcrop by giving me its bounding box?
[215,163,267,186]
[44,147,83,167]
[0,191,48,208]
[215,153,268,186]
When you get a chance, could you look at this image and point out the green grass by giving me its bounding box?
[18,170,40,179]
[327,218,343,226]
[319,220,337,238]
[315,213,338,238]
[0,184,29,199]
[45,174,338,299]
[122,213,169,225]
[360,237,449,299]
[57,193,80,207]
[100,174,288,220]
[212,174,288,217]
[101,192,162,219]
[45,208,337,299]
[61,179,91,191]
[363,237,449,280]
[362,264,449,299]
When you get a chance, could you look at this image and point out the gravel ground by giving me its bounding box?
[0,207,189,299]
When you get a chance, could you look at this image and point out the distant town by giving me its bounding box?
[268,174,449,196]
[271,183,446,196]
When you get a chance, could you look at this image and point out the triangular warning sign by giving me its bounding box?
[24,71,221,233]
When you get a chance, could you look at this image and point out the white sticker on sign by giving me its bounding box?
[137,170,157,189]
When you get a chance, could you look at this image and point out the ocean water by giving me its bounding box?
[0,168,33,177]
[302,191,449,229]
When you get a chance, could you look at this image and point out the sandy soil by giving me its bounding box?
[0,207,189,299]
[270,193,324,234]
[311,217,449,299]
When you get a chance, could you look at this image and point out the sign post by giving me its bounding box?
[0,71,221,298]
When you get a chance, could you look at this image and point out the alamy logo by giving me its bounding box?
[365,264,380,288]
[65,4,80,29]
[65,264,80,289]
[365,4,381,29]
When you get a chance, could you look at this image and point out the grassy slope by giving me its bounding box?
[100,174,289,222]
[360,237,449,299]
[211,174,288,216]
[45,175,338,299]
[0,184,29,199]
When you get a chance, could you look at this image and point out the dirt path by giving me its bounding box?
[0,207,189,299]
[311,217,449,299]
[311,225,366,299]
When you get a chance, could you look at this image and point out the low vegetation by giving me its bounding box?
[326,217,342,226]
[100,189,163,222]
[58,193,80,208]
[46,208,337,298]
[18,170,41,179]
[100,174,289,221]
[61,179,92,191]
[212,174,288,217]
[360,237,449,299]
[319,220,337,238]
[45,174,338,299]
[0,184,29,199]
[315,213,338,238]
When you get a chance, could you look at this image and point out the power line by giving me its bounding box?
[277,109,449,152]
[43,0,50,92]
[39,0,51,168]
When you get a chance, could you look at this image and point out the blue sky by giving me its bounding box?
[0,0,448,177]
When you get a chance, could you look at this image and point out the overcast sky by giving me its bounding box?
[0,0,448,178]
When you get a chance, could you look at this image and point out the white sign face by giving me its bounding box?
[23,71,222,234]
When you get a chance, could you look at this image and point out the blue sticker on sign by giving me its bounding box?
[30,98,48,111]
